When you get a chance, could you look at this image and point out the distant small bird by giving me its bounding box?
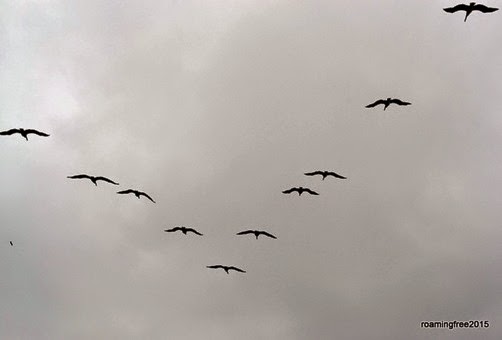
[9,241,13,246]
[67,174,119,186]
[117,189,156,203]
[0,128,50,140]
[237,230,277,239]
[304,171,346,180]
[164,226,203,236]
[207,265,246,274]
[282,187,319,196]
[443,2,498,21]
[365,98,411,110]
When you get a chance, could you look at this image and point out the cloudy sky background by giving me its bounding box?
[1,0,502,338]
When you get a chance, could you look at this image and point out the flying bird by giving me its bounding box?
[443,2,498,21]
[236,230,277,239]
[206,265,246,274]
[9,241,13,246]
[67,174,119,186]
[304,170,346,180]
[365,98,411,110]
[164,226,203,236]
[117,189,156,203]
[0,128,49,140]
[282,187,319,196]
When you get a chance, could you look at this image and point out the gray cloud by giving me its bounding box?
[1,1,502,339]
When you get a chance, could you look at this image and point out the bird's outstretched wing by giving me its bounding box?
[237,230,254,236]
[260,231,277,239]
[95,176,119,185]
[164,227,182,233]
[25,129,49,137]
[282,187,298,194]
[117,189,134,194]
[207,265,223,269]
[0,129,20,136]
[304,188,319,195]
[67,174,91,180]
[229,266,246,273]
[389,99,411,106]
[326,171,347,179]
[473,4,498,13]
[304,171,324,177]
[187,228,203,236]
[443,4,469,13]
[139,192,156,203]
[365,99,386,108]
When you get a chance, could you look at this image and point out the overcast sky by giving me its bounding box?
[1,1,502,339]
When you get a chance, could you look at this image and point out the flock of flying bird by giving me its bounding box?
[3,2,499,275]
[4,104,374,274]
[2,130,350,273]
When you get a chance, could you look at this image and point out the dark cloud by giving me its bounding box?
[1,1,501,339]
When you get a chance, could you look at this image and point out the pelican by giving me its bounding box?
[444,2,498,21]
[282,187,319,196]
[365,98,411,110]
[164,226,203,236]
[67,174,119,186]
[236,230,277,239]
[206,265,246,274]
[117,189,156,203]
[0,128,50,140]
[304,171,346,180]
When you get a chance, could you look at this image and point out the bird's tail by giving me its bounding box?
[464,11,471,22]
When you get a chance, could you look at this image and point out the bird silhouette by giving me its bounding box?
[9,241,13,246]
[0,128,50,140]
[304,171,346,180]
[207,265,246,274]
[282,187,319,196]
[117,189,156,203]
[67,174,119,186]
[237,230,277,239]
[365,98,411,110]
[164,226,203,236]
[443,2,498,21]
